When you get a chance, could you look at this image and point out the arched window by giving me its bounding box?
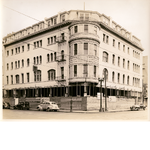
[27,58,30,66]
[16,75,19,83]
[40,55,42,64]
[48,69,56,81]
[51,53,53,61]
[34,70,41,82]
[61,50,64,60]
[112,72,115,82]
[127,76,129,85]
[103,51,108,62]
[47,54,49,62]
[103,68,108,81]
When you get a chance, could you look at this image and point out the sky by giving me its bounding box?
[1,0,150,56]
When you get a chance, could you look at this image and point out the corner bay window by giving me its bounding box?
[84,43,88,55]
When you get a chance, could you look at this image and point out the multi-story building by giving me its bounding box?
[2,10,144,100]
[142,56,148,105]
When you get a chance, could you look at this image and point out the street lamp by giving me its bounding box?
[98,77,104,112]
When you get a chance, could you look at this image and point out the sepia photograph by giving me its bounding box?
[0,0,150,149]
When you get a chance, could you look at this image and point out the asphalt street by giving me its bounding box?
[2,109,148,121]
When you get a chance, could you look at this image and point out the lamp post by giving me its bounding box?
[104,68,108,111]
[98,77,104,112]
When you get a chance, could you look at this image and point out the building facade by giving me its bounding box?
[2,10,144,100]
[142,56,148,104]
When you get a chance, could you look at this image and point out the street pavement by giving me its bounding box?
[2,108,148,121]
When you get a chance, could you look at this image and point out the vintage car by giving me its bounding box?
[14,102,30,110]
[3,102,10,109]
[37,101,59,112]
[130,104,147,111]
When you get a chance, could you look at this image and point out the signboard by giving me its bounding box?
[15,98,18,105]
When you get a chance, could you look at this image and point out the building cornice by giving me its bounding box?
[3,21,72,47]
[99,22,144,51]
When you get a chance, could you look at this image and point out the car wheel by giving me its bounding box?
[46,108,50,112]
[37,107,40,111]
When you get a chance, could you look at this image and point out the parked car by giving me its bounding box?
[14,102,30,110]
[3,102,10,109]
[37,101,59,112]
[130,104,146,111]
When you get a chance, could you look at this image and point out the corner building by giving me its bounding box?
[3,10,143,100]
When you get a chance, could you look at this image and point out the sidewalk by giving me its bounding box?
[26,107,130,113]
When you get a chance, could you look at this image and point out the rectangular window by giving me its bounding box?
[18,61,20,68]
[80,14,84,20]
[48,21,50,27]
[54,36,56,43]
[118,73,120,83]
[11,49,13,55]
[113,39,115,47]
[7,51,9,56]
[74,65,77,77]
[11,62,13,69]
[106,36,109,44]
[103,34,105,42]
[27,44,30,50]
[83,64,88,76]
[34,42,36,48]
[118,57,120,66]
[16,75,19,84]
[84,43,88,55]
[118,42,120,50]
[74,26,78,33]
[54,18,57,24]
[22,60,24,67]
[37,41,39,47]
[61,67,64,79]
[27,73,29,82]
[15,48,17,54]
[22,74,24,83]
[22,46,24,52]
[128,47,130,54]
[112,55,115,64]
[11,75,13,84]
[74,44,77,55]
[94,66,96,77]
[127,61,130,70]
[18,47,20,53]
[51,37,53,44]
[123,45,125,52]
[85,14,89,20]
[94,44,97,56]
[123,59,125,68]
[15,61,17,69]
[84,25,88,32]
[6,76,9,84]
[48,38,50,44]
[62,15,65,22]
[40,40,42,47]
[7,63,9,70]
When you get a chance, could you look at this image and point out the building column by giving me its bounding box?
[65,86,68,97]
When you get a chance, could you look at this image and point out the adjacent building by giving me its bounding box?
[2,10,144,101]
[142,56,148,105]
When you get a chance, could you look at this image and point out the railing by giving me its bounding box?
[56,55,66,62]
[56,36,67,43]
[56,76,66,81]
